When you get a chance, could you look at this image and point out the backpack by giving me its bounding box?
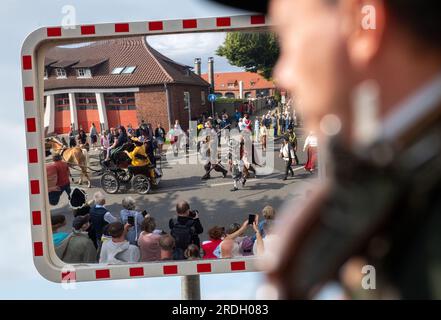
[170,219,195,259]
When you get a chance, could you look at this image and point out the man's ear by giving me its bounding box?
[343,0,386,70]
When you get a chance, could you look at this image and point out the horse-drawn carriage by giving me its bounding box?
[45,136,162,195]
[99,141,162,195]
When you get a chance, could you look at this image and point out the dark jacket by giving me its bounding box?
[89,205,109,245]
[169,216,203,255]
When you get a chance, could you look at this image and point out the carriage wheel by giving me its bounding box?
[132,174,151,195]
[100,172,120,194]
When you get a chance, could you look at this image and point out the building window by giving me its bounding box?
[111,67,125,74]
[55,68,67,79]
[122,66,137,74]
[76,68,92,78]
[184,92,191,110]
[245,92,252,99]
[201,91,206,105]
[76,93,97,110]
[215,92,223,98]
[104,92,136,110]
[227,82,235,88]
[225,92,235,99]
[55,93,70,111]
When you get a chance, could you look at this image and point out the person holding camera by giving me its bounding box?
[169,200,204,260]
[119,196,144,245]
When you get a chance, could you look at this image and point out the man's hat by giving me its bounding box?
[69,187,87,209]
[209,0,268,14]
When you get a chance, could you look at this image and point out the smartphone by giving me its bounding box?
[127,216,135,226]
[248,214,256,225]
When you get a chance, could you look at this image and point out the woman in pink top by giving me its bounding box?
[202,226,225,259]
[137,216,161,262]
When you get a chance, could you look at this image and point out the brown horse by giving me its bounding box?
[45,137,91,187]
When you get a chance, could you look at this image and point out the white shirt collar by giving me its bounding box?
[381,71,441,142]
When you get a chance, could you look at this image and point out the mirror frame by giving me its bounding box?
[21,14,273,283]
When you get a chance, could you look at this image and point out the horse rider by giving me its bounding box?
[124,137,156,184]
[201,121,227,180]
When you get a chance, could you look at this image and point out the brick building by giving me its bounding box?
[44,37,210,134]
[200,71,276,99]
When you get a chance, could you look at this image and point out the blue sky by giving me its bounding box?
[0,0,264,300]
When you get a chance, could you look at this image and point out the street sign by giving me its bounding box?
[208,93,217,102]
[21,14,270,284]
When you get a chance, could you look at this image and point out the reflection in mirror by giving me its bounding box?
[42,31,318,266]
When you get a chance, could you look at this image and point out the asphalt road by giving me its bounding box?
[51,127,319,242]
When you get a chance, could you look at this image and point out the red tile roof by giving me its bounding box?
[201,71,275,91]
[44,37,210,91]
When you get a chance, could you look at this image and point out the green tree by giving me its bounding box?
[216,32,280,80]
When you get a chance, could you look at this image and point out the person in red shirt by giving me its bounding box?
[202,226,225,259]
[47,154,71,205]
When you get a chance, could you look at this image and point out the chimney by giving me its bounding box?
[194,58,201,76]
[208,57,215,93]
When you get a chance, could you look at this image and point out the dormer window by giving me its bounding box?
[76,68,92,78]
[55,68,67,79]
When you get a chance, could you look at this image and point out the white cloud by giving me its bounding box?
[148,32,243,73]
[148,32,226,57]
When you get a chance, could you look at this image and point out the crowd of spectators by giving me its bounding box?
[52,191,277,264]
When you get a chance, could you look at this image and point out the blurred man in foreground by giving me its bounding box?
[211,0,441,299]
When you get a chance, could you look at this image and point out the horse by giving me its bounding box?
[45,136,91,187]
